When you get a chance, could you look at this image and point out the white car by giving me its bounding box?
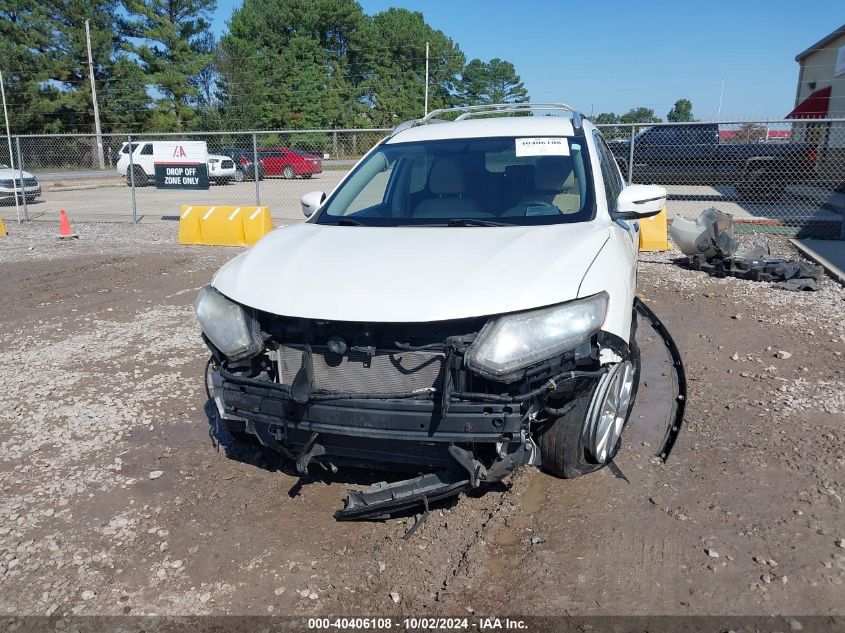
[116,141,234,185]
[197,103,680,518]
[207,155,237,184]
[0,164,41,205]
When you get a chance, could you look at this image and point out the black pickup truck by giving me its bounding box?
[605,123,816,201]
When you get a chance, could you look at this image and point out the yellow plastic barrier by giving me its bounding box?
[243,206,273,246]
[639,206,669,252]
[178,205,273,247]
[200,206,246,247]
[0,218,7,237]
[178,206,202,244]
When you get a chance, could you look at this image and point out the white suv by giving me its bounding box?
[116,141,236,185]
[196,104,682,518]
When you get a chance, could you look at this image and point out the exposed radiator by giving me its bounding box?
[278,345,444,393]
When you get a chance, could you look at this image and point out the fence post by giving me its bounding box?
[15,136,28,222]
[332,130,338,159]
[127,134,138,223]
[252,132,260,206]
[627,125,636,185]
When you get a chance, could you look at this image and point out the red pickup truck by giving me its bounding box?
[258,147,323,179]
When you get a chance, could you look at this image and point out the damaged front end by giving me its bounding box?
[198,286,684,520]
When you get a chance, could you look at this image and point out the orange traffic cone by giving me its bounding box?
[58,209,78,239]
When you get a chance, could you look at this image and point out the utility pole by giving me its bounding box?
[717,79,725,121]
[424,41,430,116]
[85,19,105,170]
[0,71,20,223]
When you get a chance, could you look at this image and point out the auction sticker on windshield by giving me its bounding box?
[515,137,570,157]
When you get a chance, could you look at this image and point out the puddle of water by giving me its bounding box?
[487,469,547,576]
[625,318,678,452]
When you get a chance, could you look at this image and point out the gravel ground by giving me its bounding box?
[0,222,843,620]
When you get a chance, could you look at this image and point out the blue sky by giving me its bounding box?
[212,0,845,121]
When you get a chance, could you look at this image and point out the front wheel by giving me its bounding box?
[537,349,640,478]
[126,165,148,187]
[736,168,784,202]
[282,166,295,179]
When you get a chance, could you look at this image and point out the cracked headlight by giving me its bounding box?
[195,285,262,361]
[465,292,608,382]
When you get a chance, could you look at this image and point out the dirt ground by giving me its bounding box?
[0,221,843,621]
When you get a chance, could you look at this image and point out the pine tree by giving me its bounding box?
[121,0,217,130]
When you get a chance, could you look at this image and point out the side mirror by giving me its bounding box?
[301,190,326,218]
[612,184,666,220]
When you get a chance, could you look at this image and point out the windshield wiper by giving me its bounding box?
[335,218,364,226]
[445,218,509,227]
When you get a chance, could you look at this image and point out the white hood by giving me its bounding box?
[0,167,34,180]
[212,222,609,323]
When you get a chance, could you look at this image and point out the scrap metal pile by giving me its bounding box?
[669,208,825,291]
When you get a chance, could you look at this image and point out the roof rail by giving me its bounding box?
[389,102,584,138]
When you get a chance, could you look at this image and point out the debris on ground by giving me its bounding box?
[669,208,825,291]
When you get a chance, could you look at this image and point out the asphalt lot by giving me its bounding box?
[0,172,347,224]
[1,170,841,228]
[0,222,843,619]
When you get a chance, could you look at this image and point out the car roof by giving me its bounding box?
[387,115,578,144]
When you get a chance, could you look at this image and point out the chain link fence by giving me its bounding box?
[1,120,844,238]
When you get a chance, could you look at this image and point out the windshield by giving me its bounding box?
[315,135,594,226]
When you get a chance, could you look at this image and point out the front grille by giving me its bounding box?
[23,178,38,187]
[221,160,234,169]
[278,345,444,393]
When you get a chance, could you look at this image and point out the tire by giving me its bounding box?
[282,166,295,179]
[126,165,148,187]
[537,340,640,478]
[303,173,313,179]
[233,170,245,183]
[223,419,261,447]
[736,168,784,202]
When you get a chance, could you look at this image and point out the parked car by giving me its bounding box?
[198,104,674,518]
[116,141,233,186]
[259,147,322,179]
[0,164,41,205]
[605,123,817,201]
[207,155,237,184]
[218,147,265,182]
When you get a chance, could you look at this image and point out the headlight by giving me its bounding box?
[195,285,262,361]
[465,292,608,382]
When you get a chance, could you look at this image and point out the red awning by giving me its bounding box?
[786,86,831,119]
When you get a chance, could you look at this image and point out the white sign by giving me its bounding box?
[515,137,570,157]
[835,45,845,78]
[153,141,208,165]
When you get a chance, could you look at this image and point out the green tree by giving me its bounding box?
[121,0,217,130]
[619,107,662,124]
[460,58,527,105]
[220,0,367,129]
[359,8,465,125]
[667,98,694,122]
[0,0,138,134]
[594,112,619,124]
